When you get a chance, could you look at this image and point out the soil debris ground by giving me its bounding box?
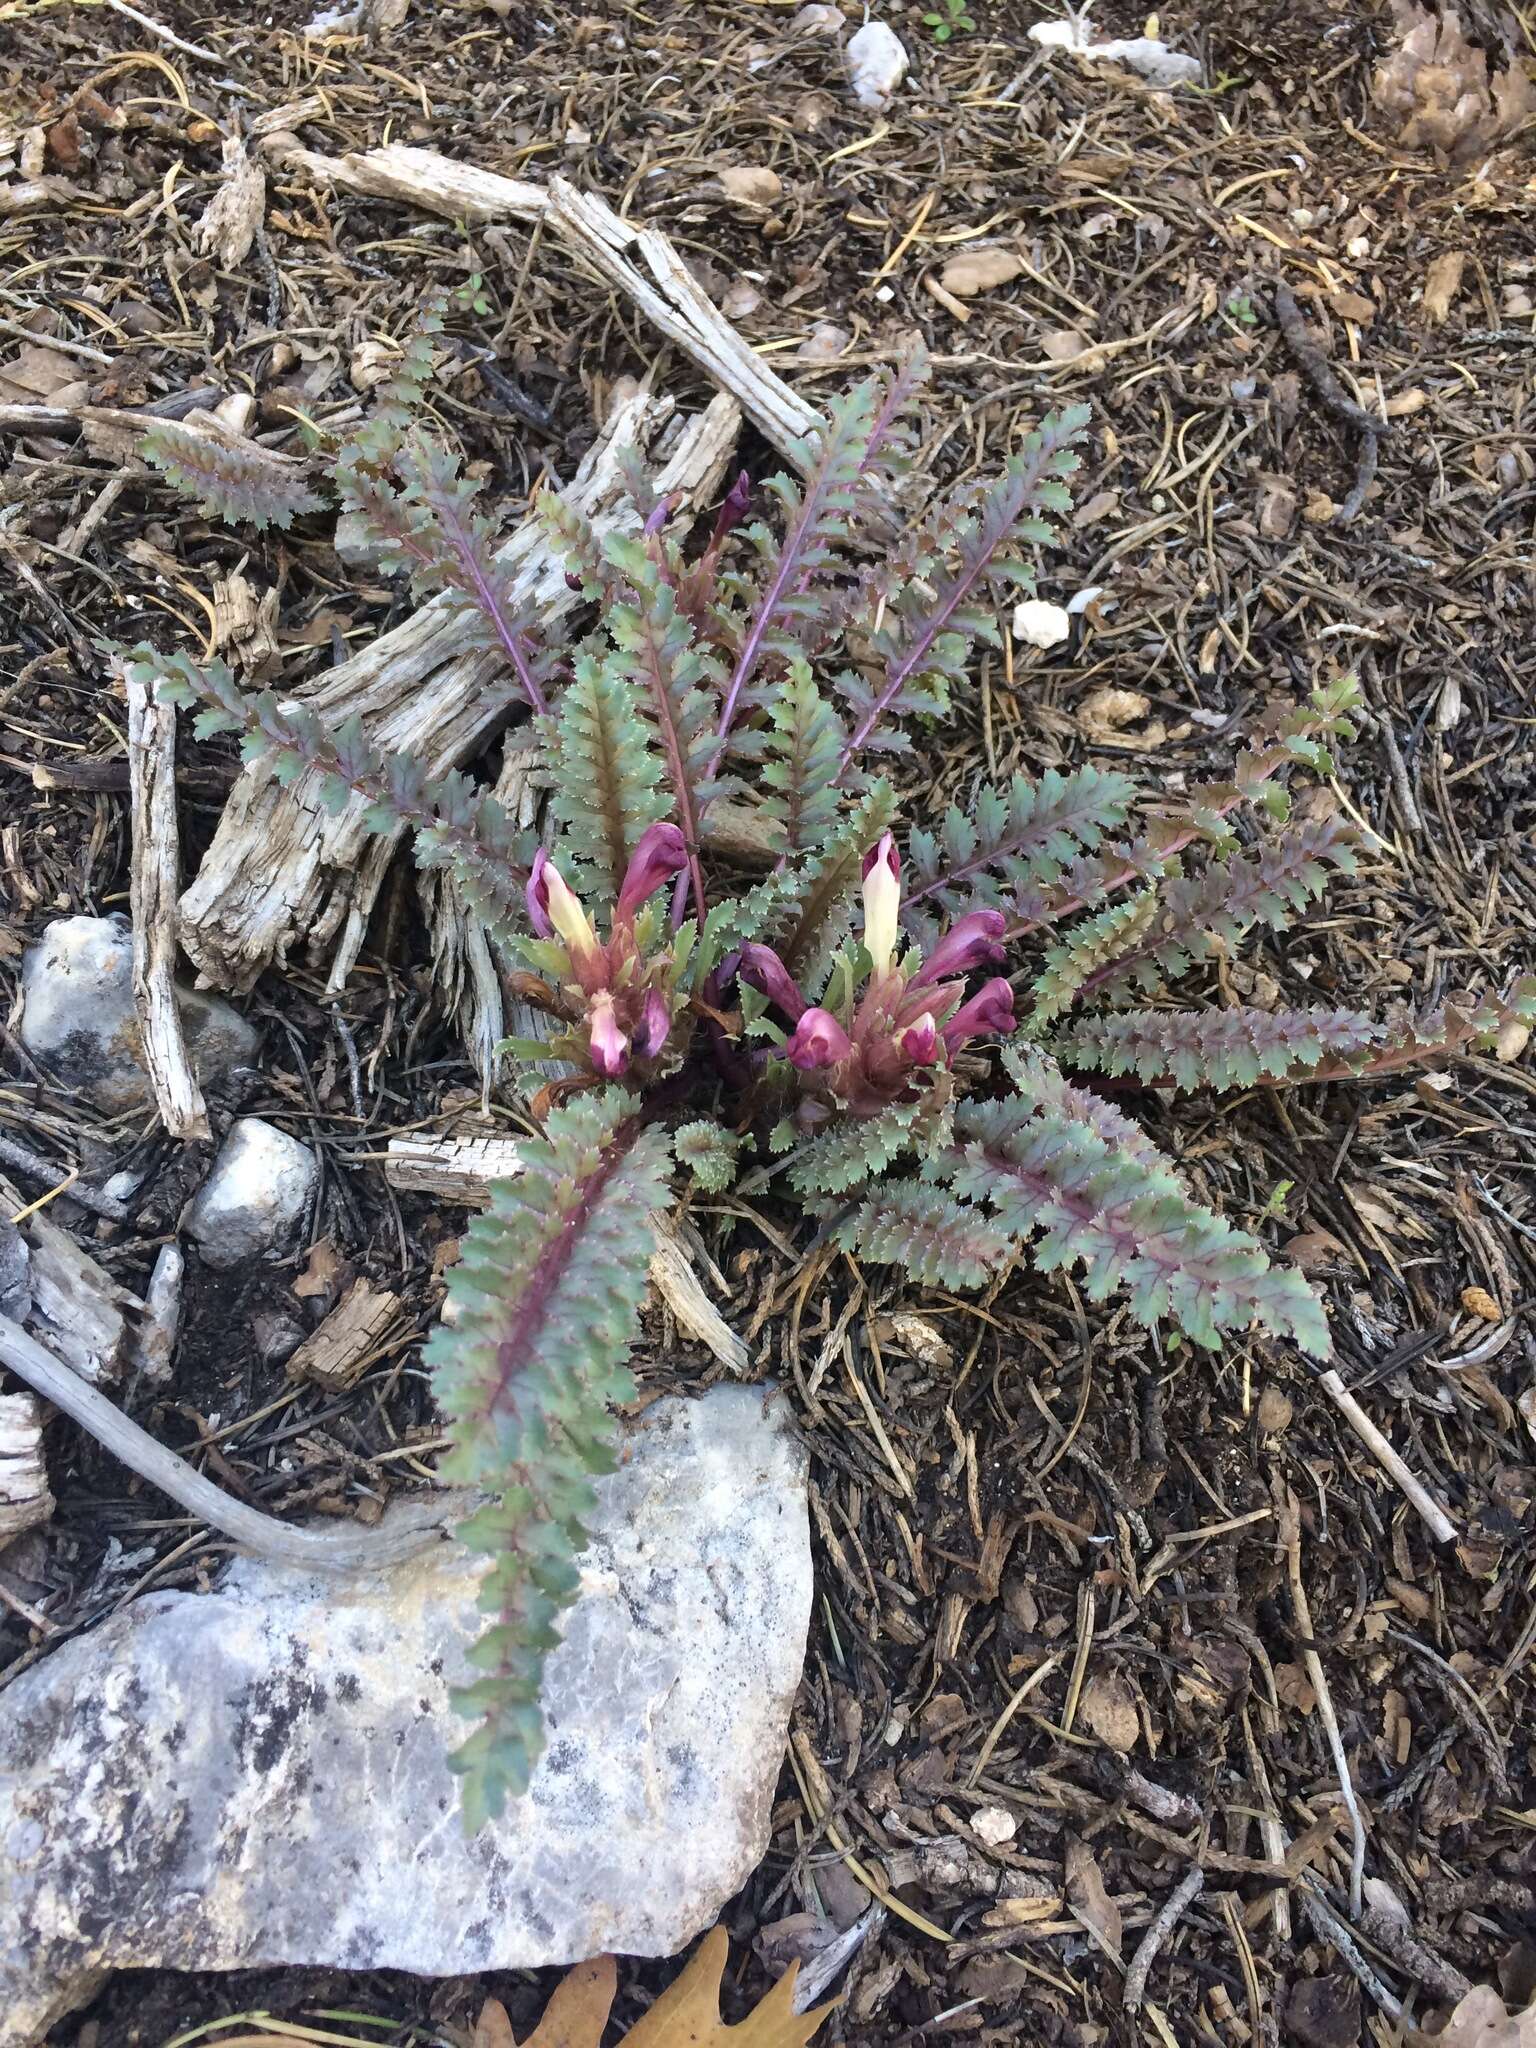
[3,0,1536,2041]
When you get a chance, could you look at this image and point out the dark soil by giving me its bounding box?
[4,0,1536,2042]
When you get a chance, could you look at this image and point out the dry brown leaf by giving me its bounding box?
[1423,249,1467,324]
[1064,1834,1121,1956]
[939,246,1025,298]
[1283,1228,1347,1271]
[1257,1385,1294,1435]
[1327,288,1377,325]
[502,1933,834,2048]
[718,165,782,206]
[1275,1659,1318,1714]
[1079,1668,1139,1753]
[624,1927,835,2045]
[1497,1019,1531,1063]
[1257,474,1297,539]
[293,1236,344,1301]
[1409,1986,1536,2047]
[473,1994,518,2048]
[1039,326,1103,368]
[0,341,88,407]
[720,279,764,320]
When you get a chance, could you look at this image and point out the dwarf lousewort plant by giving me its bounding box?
[126,310,1535,1827]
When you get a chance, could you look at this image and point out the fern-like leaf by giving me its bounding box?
[1056,1003,1387,1091]
[543,653,670,898]
[674,1119,744,1192]
[836,405,1090,775]
[602,533,733,906]
[1294,978,1536,1085]
[940,1094,1329,1354]
[760,660,848,859]
[837,1177,1012,1290]
[1007,678,1365,941]
[426,1089,673,1828]
[137,646,532,939]
[140,417,326,531]
[1028,891,1159,1029]
[903,764,1135,933]
[710,356,924,773]
[1002,1042,1175,1178]
[786,1101,930,1197]
[340,436,558,715]
[1085,817,1361,1002]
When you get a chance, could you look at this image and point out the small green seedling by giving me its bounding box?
[924,0,976,40]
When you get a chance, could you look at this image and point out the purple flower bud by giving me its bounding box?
[587,992,630,1077]
[565,570,585,595]
[912,909,1007,988]
[643,494,672,536]
[862,831,900,884]
[785,1007,853,1072]
[710,468,751,546]
[943,977,1016,1052]
[738,943,807,1023]
[900,1011,939,1064]
[526,848,554,938]
[616,822,689,922]
[635,987,672,1059]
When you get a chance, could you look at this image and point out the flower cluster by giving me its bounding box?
[740,833,1016,1114]
[526,823,688,1078]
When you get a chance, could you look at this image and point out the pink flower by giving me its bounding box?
[943,977,1016,1051]
[530,856,606,992]
[616,822,689,922]
[738,943,807,1023]
[900,1011,939,1064]
[526,848,555,939]
[785,1007,853,1072]
[861,832,901,974]
[635,987,672,1059]
[912,909,1007,987]
[587,992,630,1077]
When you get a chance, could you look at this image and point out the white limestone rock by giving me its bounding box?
[0,1386,812,2044]
[182,1116,318,1268]
[847,22,908,108]
[18,915,257,1114]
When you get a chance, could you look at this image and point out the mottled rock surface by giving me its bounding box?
[182,1116,317,1267]
[17,915,257,1114]
[0,1386,811,2045]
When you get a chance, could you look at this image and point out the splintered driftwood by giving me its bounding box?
[286,1279,403,1391]
[0,1392,53,1542]
[386,1135,749,1374]
[0,1174,141,1386]
[126,669,207,1139]
[275,148,822,458]
[179,388,741,991]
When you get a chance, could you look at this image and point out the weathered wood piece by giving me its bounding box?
[0,1174,140,1386]
[178,390,740,993]
[127,671,208,1139]
[274,148,820,462]
[0,1393,53,1543]
[286,1279,403,1391]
